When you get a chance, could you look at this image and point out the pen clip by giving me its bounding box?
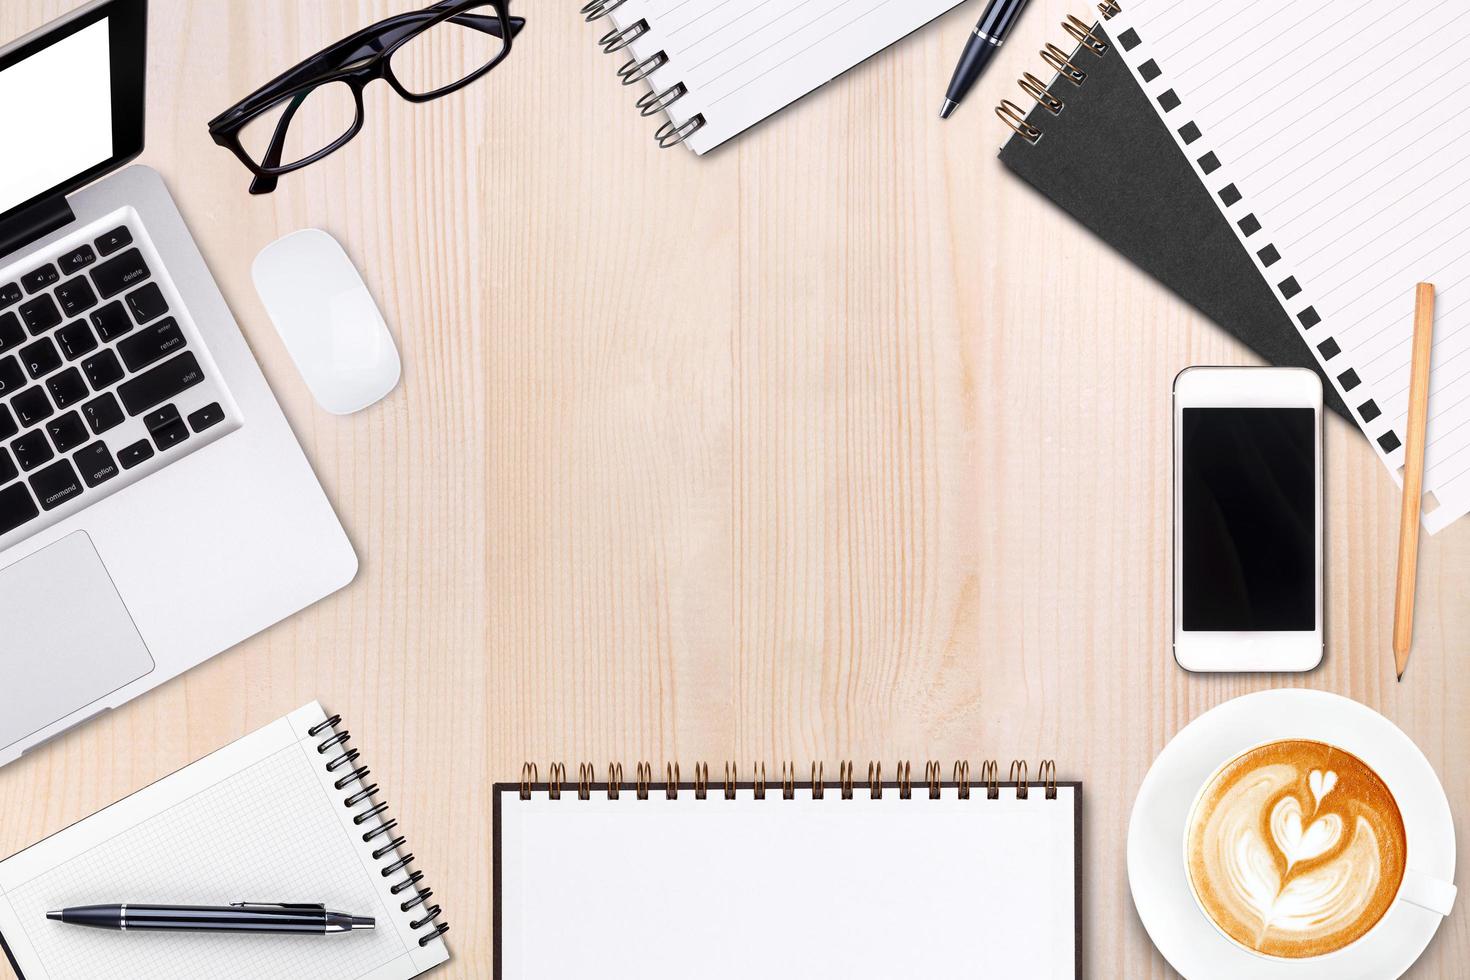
[229,903,326,911]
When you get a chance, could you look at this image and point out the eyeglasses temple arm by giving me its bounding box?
[368,11,524,52]
[249,89,309,196]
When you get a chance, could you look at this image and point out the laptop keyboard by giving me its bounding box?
[0,216,238,550]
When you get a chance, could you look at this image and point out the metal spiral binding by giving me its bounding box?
[517,759,1060,806]
[1039,759,1058,800]
[995,2,1121,145]
[980,760,1000,799]
[307,715,447,948]
[581,1,707,149]
[1010,760,1030,799]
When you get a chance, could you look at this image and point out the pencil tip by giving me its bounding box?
[1397,671,1404,682]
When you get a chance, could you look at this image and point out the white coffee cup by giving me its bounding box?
[1182,739,1457,962]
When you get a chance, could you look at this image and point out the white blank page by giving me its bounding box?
[497,785,1079,978]
[1110,0,1470,532]
[604,0,965,154]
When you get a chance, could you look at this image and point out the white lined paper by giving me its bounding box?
[602,0,964,154]
[1111,0,1470,532]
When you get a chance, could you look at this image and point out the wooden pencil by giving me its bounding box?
[1393,282,1436,681]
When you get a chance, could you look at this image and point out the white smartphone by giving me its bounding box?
[1173,367,1324,672]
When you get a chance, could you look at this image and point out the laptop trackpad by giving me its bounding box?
[0,532,154,753]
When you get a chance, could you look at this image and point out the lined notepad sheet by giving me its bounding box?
[495,784,1080,978]
[0,704,449,980]
[1109,0,1470,532]
[607,0,965,154]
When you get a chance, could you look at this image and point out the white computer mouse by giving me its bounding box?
[252,228,401,415]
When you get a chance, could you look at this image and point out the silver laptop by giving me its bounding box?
[0,0,357,767]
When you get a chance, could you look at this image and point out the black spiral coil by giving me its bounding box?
[580,0,707,149]
[307,715,448,948]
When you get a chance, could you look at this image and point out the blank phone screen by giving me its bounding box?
[1182,407,1316,631]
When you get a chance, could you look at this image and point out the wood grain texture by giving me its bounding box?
[1,2,1467,977]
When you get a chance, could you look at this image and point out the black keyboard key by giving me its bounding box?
[91,248,150,299]
[47,368,87,410]
[144,404,180,431]
[188,402,225,432]
[45,410,87,452]
[0,282,20,309]
[58,244,97,274]
[74,441,119,488]
[96,225,133,256]
[119,317,185,371]
[19,339,60,382]
[19,337,61,380]
[56,277,98,317]
[119,351,203,415]
[118,439,154,469]
[55,320,98,360]
[12,387,51,428]
[82,348,125,391]
[28,458,82,511]
[0,356,24,396]
[0,312,22,353]
[19,294,61,335]
[90,300,133,341]
[152,417,189,450]
[21,263,58,294]
[0,405,14,442]
[0,482,37,534]
[126,282,167,323]
[0,448,14,485]
[81,392,124,435]
[145,404,189,451]
[12,429,53,471]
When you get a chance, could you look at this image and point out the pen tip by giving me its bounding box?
[939,99,958,119]
[46,911,61,921]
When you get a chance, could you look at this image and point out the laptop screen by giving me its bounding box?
[0,18,114,215]
[0,0,145,238]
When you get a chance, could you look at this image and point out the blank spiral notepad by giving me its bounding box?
[584,0,966,153]
[1108,0,1470,533]
[0,704,449,980]
[495,763,1081,978]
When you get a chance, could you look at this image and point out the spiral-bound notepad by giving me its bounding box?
[495,761,1081,978]
[1100,0,1470,533]
[583,0,965,153]
[0,704,448,980]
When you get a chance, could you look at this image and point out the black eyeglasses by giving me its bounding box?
[208,0,525,194]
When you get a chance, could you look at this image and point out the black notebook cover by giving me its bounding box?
[998,23,1352,423]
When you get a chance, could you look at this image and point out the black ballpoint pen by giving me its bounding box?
[46,903,375,935]
[940,0,1033,119]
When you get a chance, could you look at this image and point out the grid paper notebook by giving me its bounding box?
[0,704,449,980]
[583,0,966,154]
[1107,0,1470,533]
[495,762,1081,978]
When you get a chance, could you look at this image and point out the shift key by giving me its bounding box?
[119,351,204,415]
[118,317,184,371]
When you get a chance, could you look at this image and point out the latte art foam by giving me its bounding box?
[1186,740,1407,959]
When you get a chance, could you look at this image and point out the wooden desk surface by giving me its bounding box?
[2,2,1467,976]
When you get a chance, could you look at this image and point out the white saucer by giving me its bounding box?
[1127,690,1455,979]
